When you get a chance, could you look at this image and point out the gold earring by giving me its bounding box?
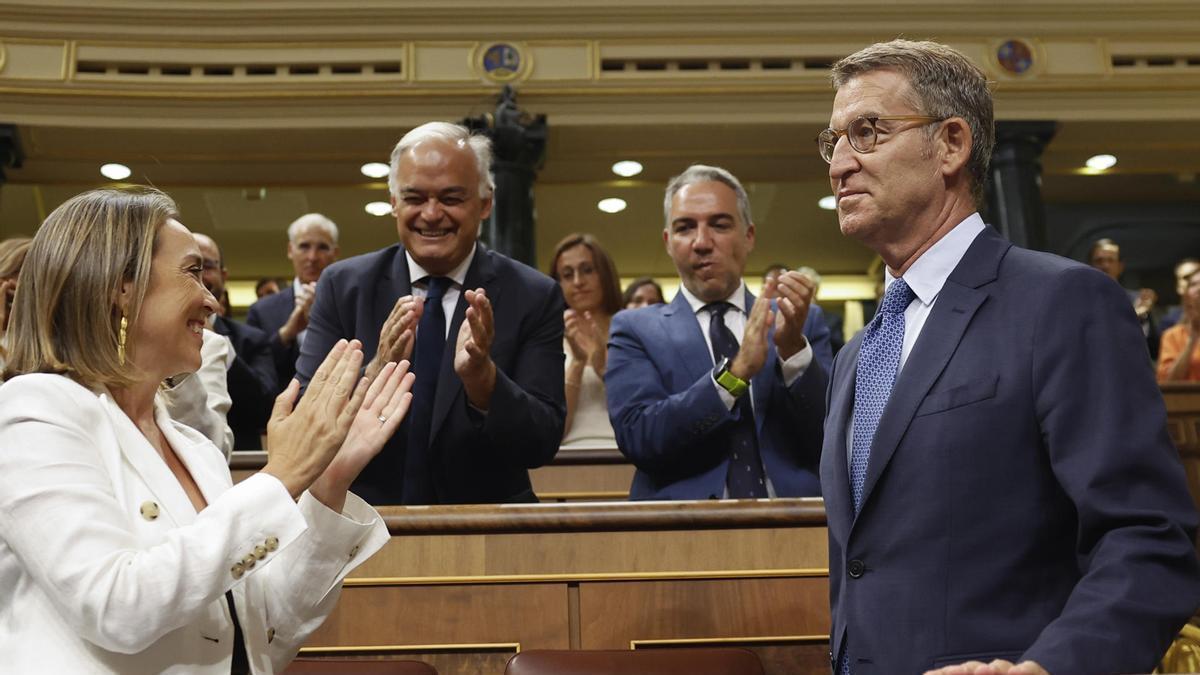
[118,316,128,366]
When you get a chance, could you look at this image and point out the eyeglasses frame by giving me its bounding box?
[816,115,946,163]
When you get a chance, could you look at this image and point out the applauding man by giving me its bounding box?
[297,122,566,505]
[606,164,832,500]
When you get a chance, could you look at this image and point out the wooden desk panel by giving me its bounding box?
[297,499,830,675]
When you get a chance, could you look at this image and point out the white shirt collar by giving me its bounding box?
[886,212,987,306]
[405,242,477,288]
[679,279,748,316]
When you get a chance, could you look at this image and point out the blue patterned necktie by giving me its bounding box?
[841,277,915,675]
[702,302,767,499]
[404,276,452,504]
[849,278,915,513]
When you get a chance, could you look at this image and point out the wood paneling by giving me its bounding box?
[296,499,830,675]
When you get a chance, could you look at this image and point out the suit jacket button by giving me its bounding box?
[231,562,245,580]
[847,559,865,578]
[253,545,268,560]
[139,501,160,521]
[348,544,360,560]
[241,554,257,570]
[264,536,279,551]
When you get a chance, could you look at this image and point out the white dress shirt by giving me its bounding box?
[847,213,987,470]
[405,243,478,339]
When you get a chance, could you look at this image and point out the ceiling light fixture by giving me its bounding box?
[611,160,643,178]
[1085,154,1117,171]
[100,163,132,181]
[361,162,390,179]
[364,201,393,216]
[597,198,627,214]
[818,195,837,211]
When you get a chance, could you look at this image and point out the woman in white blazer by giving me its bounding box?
[0,187,415,674]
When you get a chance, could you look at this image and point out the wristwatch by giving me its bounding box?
[713,356,749,398]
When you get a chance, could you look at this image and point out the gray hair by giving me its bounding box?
[831,39,995,207]
[286,213,339,244]
[388,121,495,199]
[795,265,822,287]
[663,164,752,230]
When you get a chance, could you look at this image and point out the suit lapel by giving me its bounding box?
[431,243,496,438]
[855,226,1009,513]
[368,246,413,361]
[663,292,713,385]
[825,334,861,530]
[98,391,198,526]
[156,404,232,508]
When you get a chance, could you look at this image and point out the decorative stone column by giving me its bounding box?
[463,85,547,266]
[984,121,1056,251]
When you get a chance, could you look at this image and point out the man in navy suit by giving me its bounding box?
[194,233,278,450]
[246,213,340,390]
[296,121,565,505]
[606,165,831,500]
[819,39,1199,674]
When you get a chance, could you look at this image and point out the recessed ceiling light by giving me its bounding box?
[100,163,131,180]
[611,161,643,178]
[818,195,837,211]
[364,201,393,216]
[597,197,627,213]
[361,162,390,178]
[1085,154,1117,171]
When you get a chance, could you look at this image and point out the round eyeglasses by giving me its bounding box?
[816,115,945,163]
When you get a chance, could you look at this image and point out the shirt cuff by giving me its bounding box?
[711,373,737,411]
[779,342,813,387]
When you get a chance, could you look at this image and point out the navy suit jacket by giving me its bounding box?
[606,288,830,500]
[296,243,566,505]
[211,315,277,450]
[245,285,298,392]
[821,225,1200,674]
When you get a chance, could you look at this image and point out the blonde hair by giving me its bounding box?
[0,237,31,280]
[3,187,177,388]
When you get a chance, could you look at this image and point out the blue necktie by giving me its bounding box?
[702,302,767,499]
[849,277,914,513]
[404,276,452,504]
[841,277,914,675]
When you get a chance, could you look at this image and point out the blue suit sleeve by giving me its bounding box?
[1022,266,1200,672]
[605,310,735,475]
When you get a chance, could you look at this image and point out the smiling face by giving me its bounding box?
[393,139,493,276]
[127,219,218,380]
[556,243,603,313]
[665,180,754,303]
[828,69,947,254]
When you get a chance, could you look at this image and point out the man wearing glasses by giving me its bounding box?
[818,39,1199,674]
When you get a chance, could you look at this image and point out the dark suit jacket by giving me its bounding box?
[211,315,277,450]
[296,243,566,505]
[245,285,299,391]
[821,225,1200,674]
[606,288,830,500]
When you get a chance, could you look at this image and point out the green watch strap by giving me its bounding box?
[716,367,749,398]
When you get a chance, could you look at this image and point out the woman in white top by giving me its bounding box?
[548,234,623,449]
[0,187,415,674]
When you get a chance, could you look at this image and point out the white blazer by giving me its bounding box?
[0,374,390,674]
